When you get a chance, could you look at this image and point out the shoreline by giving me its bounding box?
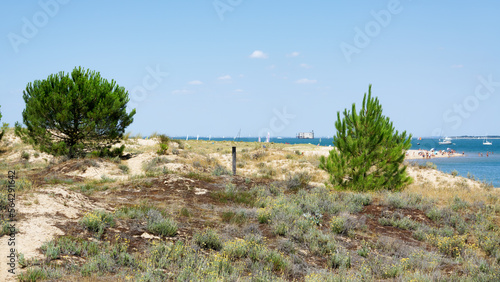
[405,149,464,160]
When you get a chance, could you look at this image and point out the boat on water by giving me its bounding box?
[483,137,493,145]
[439,137,453,145]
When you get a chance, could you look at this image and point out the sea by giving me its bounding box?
[172,136,500,188]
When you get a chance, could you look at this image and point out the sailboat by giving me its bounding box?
[258,136,261,143]
[439,137,452,145]
[266,132,270,143]
[483,136,492,145]
[186,135,189,141]
[208,135,211,141]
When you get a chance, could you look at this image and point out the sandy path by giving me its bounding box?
[0,186,106,280]
[126,152,156,176]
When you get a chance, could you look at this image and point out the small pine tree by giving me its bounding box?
[15,67,136,158]
[320,85,412,191]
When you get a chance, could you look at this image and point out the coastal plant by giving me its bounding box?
[147,216,178,237]
[212,164,231,176]
[15,66,135,158]
[320,85,412,191]
[327,249,351,269]
[194,228,223,251]
[378,215,420,230]
[17,267,53,281]
[79,210,115,238]
[426,233,467,258]
[156,134,170,155]
[285,171,311,191]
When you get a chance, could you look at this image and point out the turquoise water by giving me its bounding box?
[173,136,499,187]
[408,138,499,187]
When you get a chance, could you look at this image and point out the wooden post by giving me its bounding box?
[232,146,236,176]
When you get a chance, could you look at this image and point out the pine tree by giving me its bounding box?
[320,85,412,191]
[15,67,136,158]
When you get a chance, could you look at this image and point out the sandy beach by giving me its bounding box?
[405,149,463,160]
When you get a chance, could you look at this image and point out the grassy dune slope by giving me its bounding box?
[1,131,499,281]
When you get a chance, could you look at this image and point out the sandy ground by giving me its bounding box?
[0,186,107,280]
[406,165,481,189]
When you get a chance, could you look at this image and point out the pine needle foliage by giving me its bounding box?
[15,67,136,158]
[320,85,412,191]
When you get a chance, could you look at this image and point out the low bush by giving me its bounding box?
[79,210,115,238]
[194,229,223,251]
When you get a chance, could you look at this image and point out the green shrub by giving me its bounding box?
[378,215,420,230]
[257,208,271,224]
[73,183,108,195]
[330,216,347,234]
[157,143,169,155]
[266,250,290,272]
[147,218,178,237]
[328,250,351,269]
[285,171,311,191]
[21,151,30,160]
[80,253,114,276]
[212,164,231,176]
[194,229,223,250]
[223,238,250,259]
[18,267,50,281]
[118,164,129,174]
[426,234,467,258]
[146,209,178,237]
[79,210,115,237]
[41,241,60,260]
[180,207,191,217]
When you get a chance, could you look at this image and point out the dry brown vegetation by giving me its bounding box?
[1,130,500,281]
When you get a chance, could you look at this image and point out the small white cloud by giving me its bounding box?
[249,50,268,59]
[172,89,191,95]
[295,78,317,84]
[300,63,312,69]
[287,51,300,57]
[235,89,244,92]
[451,64,464,68]
[268,65,276,70]
[218,75,232,80]
[189,80,203,85]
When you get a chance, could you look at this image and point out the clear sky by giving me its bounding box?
[1,0,499,138]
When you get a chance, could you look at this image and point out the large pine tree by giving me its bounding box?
[320,85,412,191]
[15,67,136,158]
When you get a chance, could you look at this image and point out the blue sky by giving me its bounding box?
[1,0,499,138]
